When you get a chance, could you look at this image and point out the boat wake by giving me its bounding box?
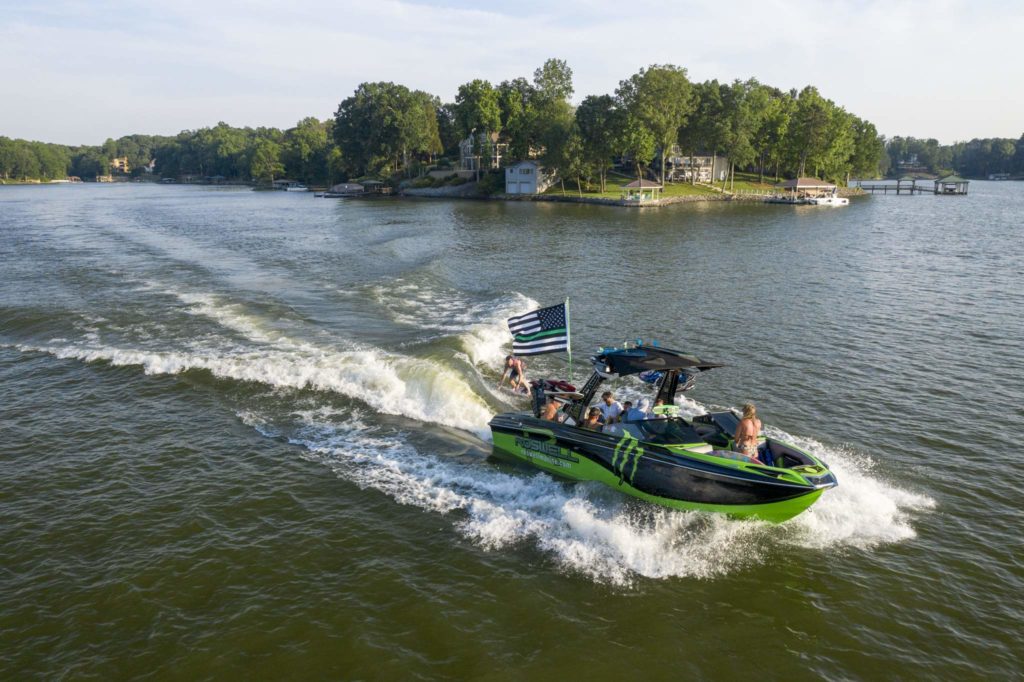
[239,402,933,586]
[9,282,935,585]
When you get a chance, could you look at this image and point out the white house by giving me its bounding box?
[459,131,508,171]
[664,146,729,183]
[504,161,553,194]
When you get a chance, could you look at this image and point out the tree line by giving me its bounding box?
[885,135,1024,178]
[0,120,339,185]
[1,59,932,187]
[332,59,888,189]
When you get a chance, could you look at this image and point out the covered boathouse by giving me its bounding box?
[935,175,969,195]
[620,179,663,204]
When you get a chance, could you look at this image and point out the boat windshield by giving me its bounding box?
[625,418,705,445]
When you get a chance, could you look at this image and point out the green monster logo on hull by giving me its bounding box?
[515,437,579,470]
[612,434,644,485]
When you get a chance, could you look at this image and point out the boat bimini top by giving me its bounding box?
[543,344,724,424]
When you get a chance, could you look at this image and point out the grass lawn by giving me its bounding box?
[539,169,791,200]
[544,171,718,199]
[706,171,779,193]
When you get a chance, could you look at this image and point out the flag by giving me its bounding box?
[507,302,569,356]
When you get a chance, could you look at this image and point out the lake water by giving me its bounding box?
[1,183,1022,678]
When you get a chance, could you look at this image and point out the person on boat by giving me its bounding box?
[626,397,652,421]
[734,403,763,462]
[581,407,603,431]
[598,391,623,424]
[498,354,528,393]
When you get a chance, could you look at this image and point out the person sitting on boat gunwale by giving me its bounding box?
[734,402,763,462]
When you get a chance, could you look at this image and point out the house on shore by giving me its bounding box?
[663,147,729,183]
[110,156,130,174]
[505,161,554,194]
[459,132,508,171]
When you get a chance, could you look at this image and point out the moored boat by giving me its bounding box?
[808,193,849,206]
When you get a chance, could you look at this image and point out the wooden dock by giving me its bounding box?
[854,176,969,196]
[856,182,934,195]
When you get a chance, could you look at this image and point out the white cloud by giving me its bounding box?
[1,0,1021,143]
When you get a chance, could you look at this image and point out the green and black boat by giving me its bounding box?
[488,344,837,523]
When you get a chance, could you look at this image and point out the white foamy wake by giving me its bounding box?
[236,403,934,586]
[250,407,771,586]
[367,278,538,368]
[19,282,933,583]
[17,339,496,437]
[173,291,299,346]
[766,428,936,549]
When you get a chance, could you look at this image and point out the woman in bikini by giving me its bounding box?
[734,403,763,462]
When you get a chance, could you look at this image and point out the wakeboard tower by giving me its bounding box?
[488,343,837,523]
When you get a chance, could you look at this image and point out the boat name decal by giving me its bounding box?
[515,438,579,468]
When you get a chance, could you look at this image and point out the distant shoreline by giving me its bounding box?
[400,184,865,208]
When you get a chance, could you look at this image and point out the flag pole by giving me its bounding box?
[565,297,572,383]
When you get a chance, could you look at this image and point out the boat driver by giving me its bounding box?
[542,398,575,425]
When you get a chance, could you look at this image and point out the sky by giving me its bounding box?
[2,0,1022,146]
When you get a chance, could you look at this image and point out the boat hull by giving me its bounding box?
[489,418,833,523]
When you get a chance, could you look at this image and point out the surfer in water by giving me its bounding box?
[498,354,528,394]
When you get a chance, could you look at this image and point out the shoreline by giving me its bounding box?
[400,184,865,207]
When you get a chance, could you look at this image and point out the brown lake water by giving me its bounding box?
[1,183,1022,678]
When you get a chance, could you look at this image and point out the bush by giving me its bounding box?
[476,170,504,195]
[445,174,468,186]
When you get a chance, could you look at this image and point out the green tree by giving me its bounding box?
[533,58,574,102]
[399,90,443,175]
[789,86,831,177]
[678,80,728,185]
[751,89,793,182]
[0,137,15,179]
[436,102,461,157]
[333,81,438,177]
[849,118,885,179]
[617,113,656,181]
[617,65,695,185]
[250,139,284,183]
[720,79,766,190]
[497,77,536,159]
[283,117,329,184]
[575,95,618,192]
[453,79,501,141]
